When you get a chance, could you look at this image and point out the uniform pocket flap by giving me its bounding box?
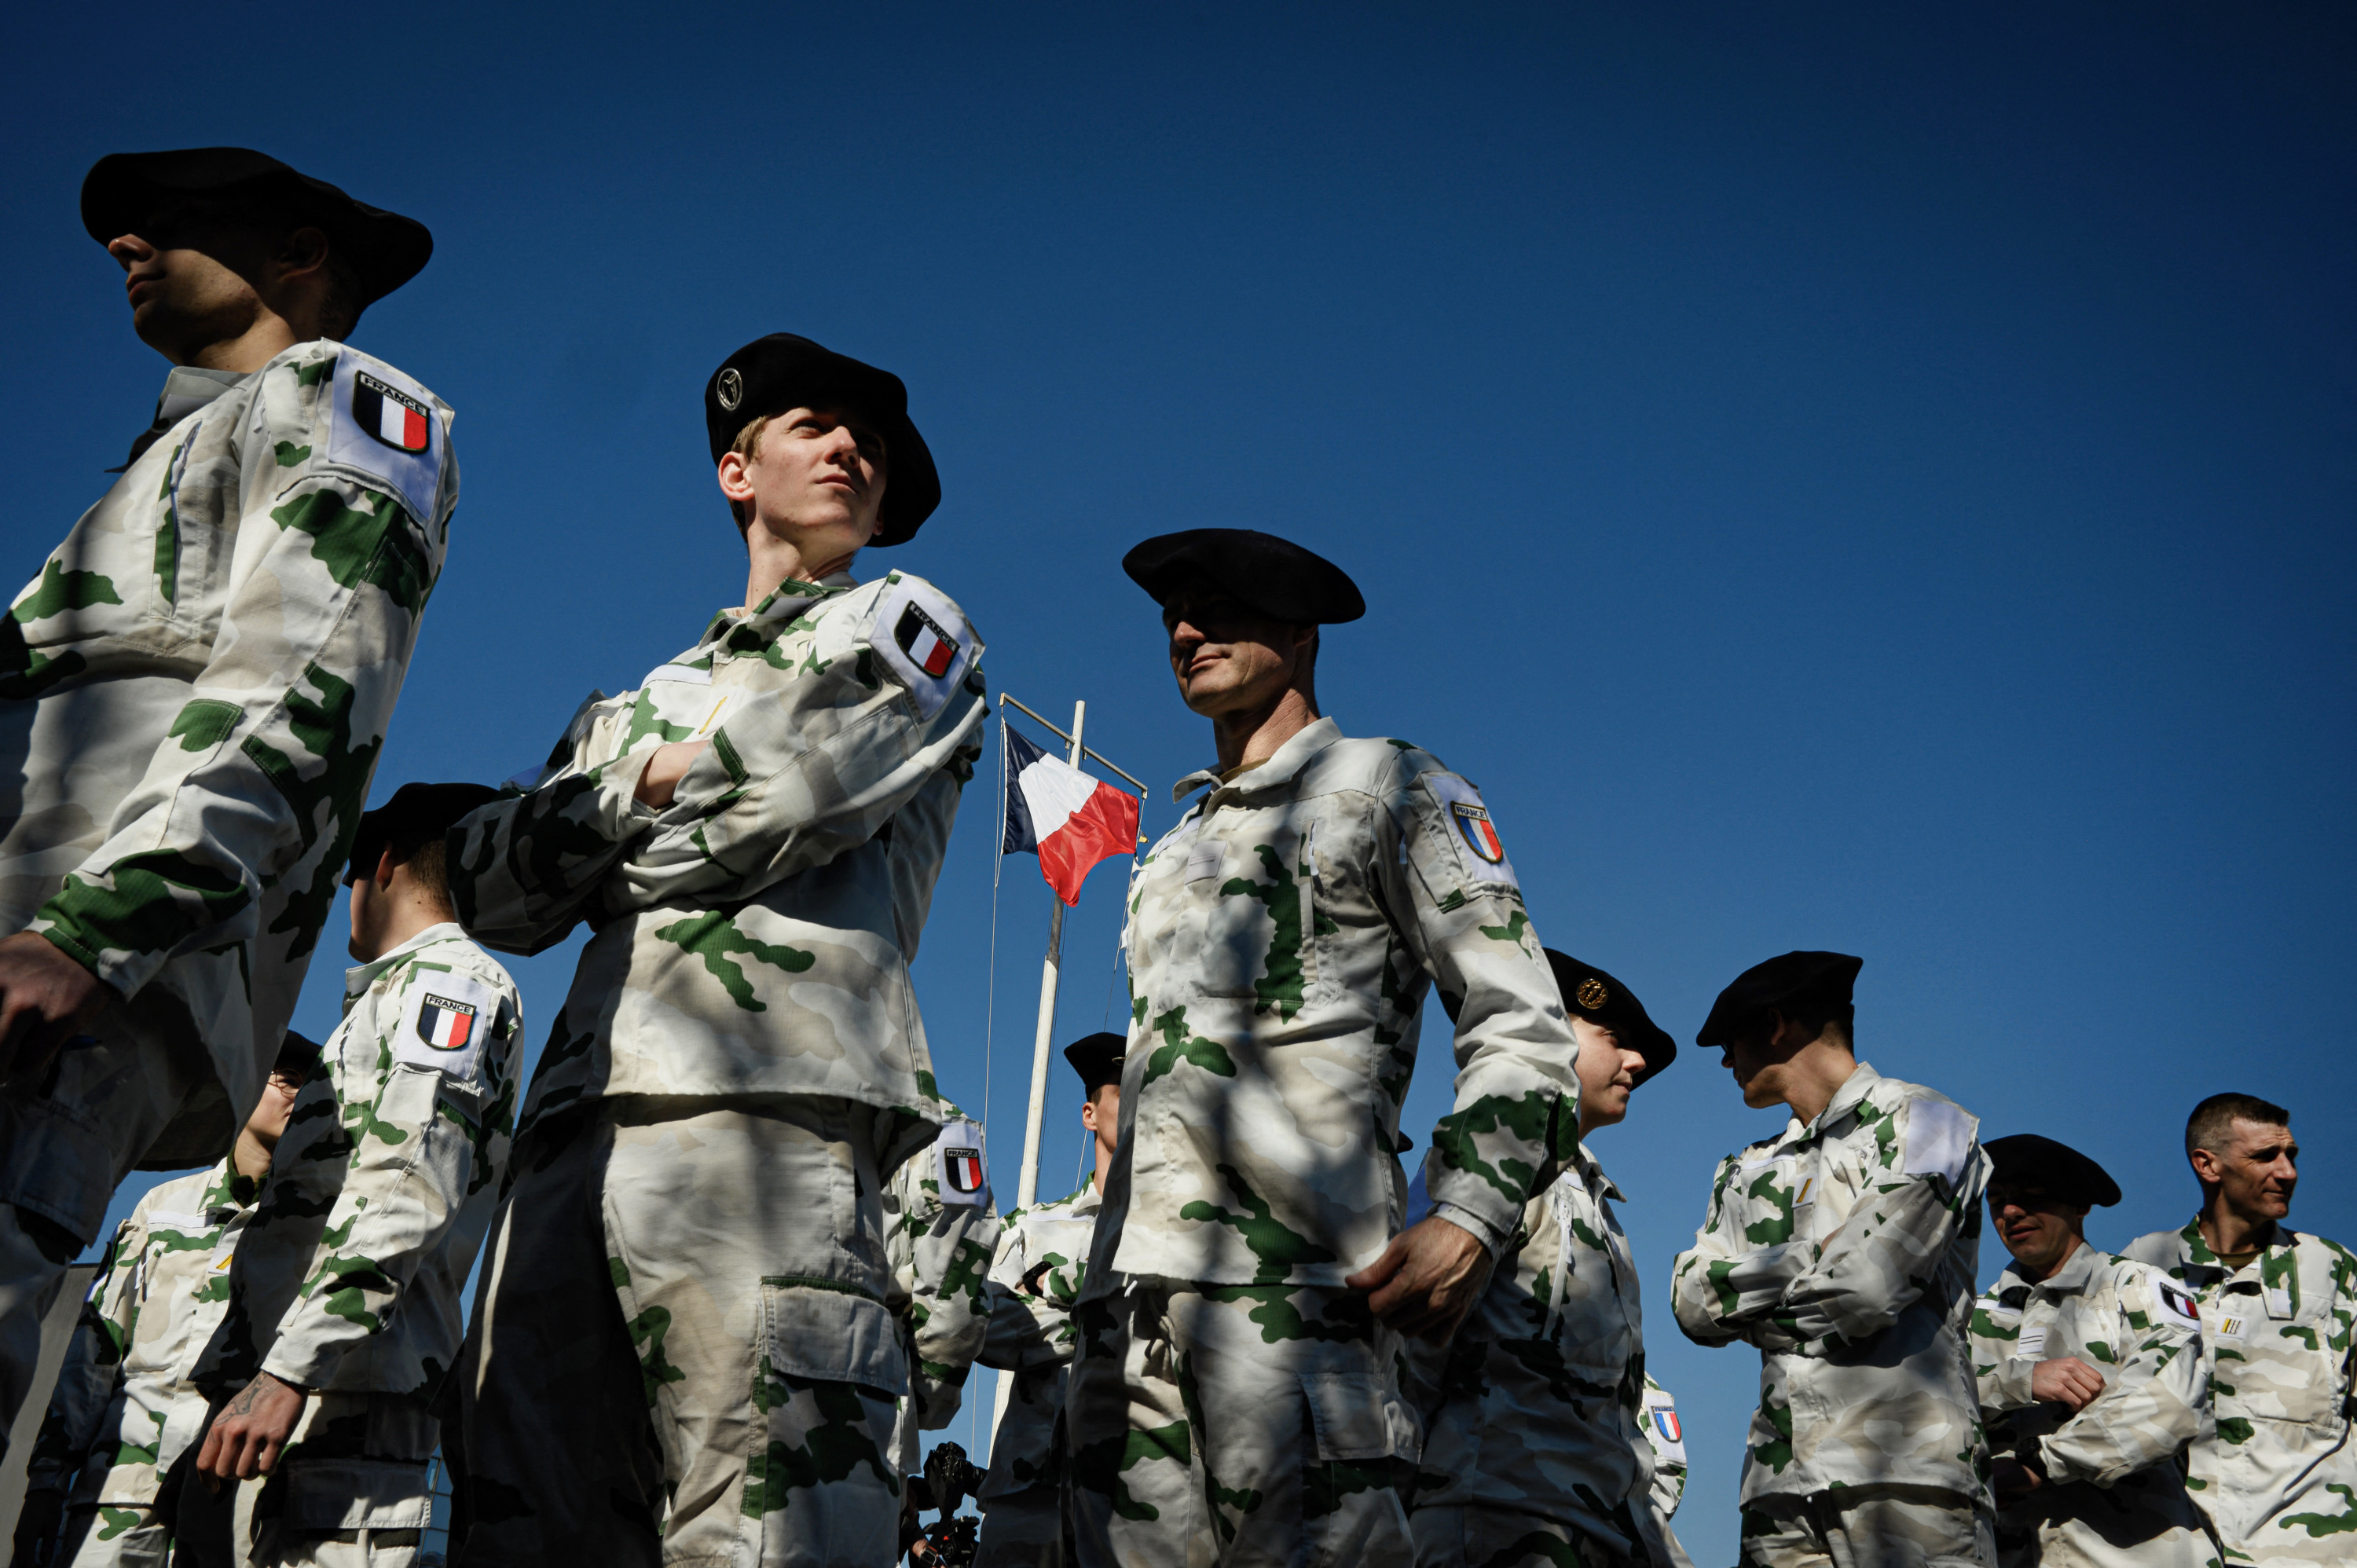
[1299,1369,1407,1462]
[761,1280,908,1394]
[282,1457,434,1530]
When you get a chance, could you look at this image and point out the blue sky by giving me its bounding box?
[9,6,2354,1562]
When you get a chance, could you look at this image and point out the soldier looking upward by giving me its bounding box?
[1967,1134,2216,1568]
[0,147,455,1440]
[445,335,985,1568]
[1065,529,1582,1566]
[2123,1095,2357,1565]
[1670,951,1995,1568]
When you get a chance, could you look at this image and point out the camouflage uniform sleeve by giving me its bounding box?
[1970,1287,2037,1410]
[1750,1116,1985,1355]
[885,1143,1003,1430]
[1384,764,1581,1250]
[2038,1263,2209,1487]
[449,595,988,954]
[979,1212,1073,1372]
[1671,1154,1808,1346]
[1644,1372,1688,1519]
[24,1214,143,1494]
[27,355,445,993]
[259,962,520,1389]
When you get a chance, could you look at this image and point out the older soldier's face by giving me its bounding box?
[1989,1182,2087,1275]
[1160,587,1312,718]
[2198,1117,2299,1222]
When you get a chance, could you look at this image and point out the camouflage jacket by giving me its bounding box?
[1670,1061,1992,1507]
[2122,1219,2357,1561]
[194,924,519,1401]
[977,1179,1099,1502]
[885,1111,1001,1445]
[1642,1373,1688,1524]
[25,1160,255,1508]
[1086,717,1580,1293]
[1968,1243,2215,1566]
[1413,1144,1682,1563]
[447,570,984,1166]
[3,345,455,1170]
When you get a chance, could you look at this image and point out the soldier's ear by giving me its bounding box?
[374,846,399,892]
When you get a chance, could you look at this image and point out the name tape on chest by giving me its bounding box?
[395,970,496,1083]
[1185,837,1225,883]
[871,577,980,720]
[1901,1097,1973,1187]
[1420,772,1519,892]
[934,1118,992,1207]
[2012,1324,2051,1361]
[1641,1387,1687,1461]
[324,353,442,526]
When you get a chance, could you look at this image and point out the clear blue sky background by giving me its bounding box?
[9,6,2355,1563]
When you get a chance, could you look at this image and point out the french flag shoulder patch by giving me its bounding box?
[869,577,981,719]
[1420,771,1519,891]
[933,1117,992,1207]
[1643,1385,1686,1462]
[323,350,445,527]
[394,968,497,1083]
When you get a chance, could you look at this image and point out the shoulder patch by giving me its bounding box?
[1641,1384,1687,1461]
[395,969,496,1083]
[324,352,445,526]
[1420,771,1519,891]
[869,577,981,720]
[1901,1096,1973,1186]
[2146,1269,2205,1332]
[933,1117,991,1208]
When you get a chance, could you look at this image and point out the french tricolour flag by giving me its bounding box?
[354,372,431,454]
[1003,726,1141,905]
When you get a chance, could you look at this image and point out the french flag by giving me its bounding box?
[1003,727,1141,905]
[354,372,431,453]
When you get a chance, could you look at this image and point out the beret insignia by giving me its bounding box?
[1576,978,1608,1009]
[716,367,742,411]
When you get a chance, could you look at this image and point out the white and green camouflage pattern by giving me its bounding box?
[2,343,456,1166]
[885,1111,1001,1467]
[2121,1219,2357,1565]
[975,1179,1098,1566]
[25,1160,255,1563]
[193,922,519,1405]
[1967,1242,2219,1568]
[1672,1061,1995,1515]
[1411,1145,1692,1568]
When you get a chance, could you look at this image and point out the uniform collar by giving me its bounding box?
[1571,1141,1626,1203]
[2174,1214,2299,1273]
[1171,715,1343,805]
[112,363,253,472]
[702,571,859,648]
[1780,1059,1881,1145]
[1996,1239,2102,1302]
[343,920,468,1001]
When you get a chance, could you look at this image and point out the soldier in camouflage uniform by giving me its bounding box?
[0,147,454,1440]
[182,783,519,1567]
[1065,530,1582,1567]
[1639,1373,1691,1564]
[2122,1094,2357,1566]
[885,1105,1001,1479]
[445,335,984,1567]
[973,1031,1122,1568]
[13,1034,313,1568]
[1670,951,1996,1568]
[1967,1134,2220,1568]
[1409,953,1694,1568]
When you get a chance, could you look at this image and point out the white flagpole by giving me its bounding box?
[994,699,1085,1434]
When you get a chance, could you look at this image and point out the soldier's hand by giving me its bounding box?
[196,1372,306,1484]
[2030,1356,2106,1412]
[1346,1215,1494,1341]
[1992,1456,2045,1500]
[0,932,107,1081]
[13,1486,64,1564]
[634,741,710,809]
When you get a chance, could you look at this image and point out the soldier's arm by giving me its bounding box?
[1970,1294,2039,1410]
[259,967,519,1390]
[1384,767,1580,1253]
[24,1214,144,1495]
[1642,1373,1688,1520]
[889,1143,1003,1430]
[976,1218,1072,1372]
[1670,1156,1798,1346]
[25,354,448,1000]
[2036,1266,2208,1487]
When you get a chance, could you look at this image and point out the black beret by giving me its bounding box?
[1064,1031,1126,1093]
[82,148,432,309]
[274,1029,324,1079]
[1122,529,1366,625]
[1985,1134,2121,1207]
[346,782,502,885]
[1545,951,1677,1086]
[704,335,940,548]
[1695,951,1864,1048]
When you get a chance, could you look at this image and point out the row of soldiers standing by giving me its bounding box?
[0,143,2349,1568]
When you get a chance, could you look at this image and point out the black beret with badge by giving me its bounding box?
[1064,1031,1127,1093]
[1122,529,1366,625]
[704,334,940,548]
[345,782,503,885]
[1984,1133,2122,1208]
[1694,950,1864,1048]
[82,147,433,308]
[1545,951,1677,1086]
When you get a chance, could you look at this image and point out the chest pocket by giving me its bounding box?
[2222,1281,2339,1427]
[1185,823,1317,1012]
[1734,1154,1820,1248]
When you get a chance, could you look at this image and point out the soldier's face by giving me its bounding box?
[720,407,887,563]
[1160,588,1314,717]
[1571,1017,1644,1130]
[1081,1083,1121,1155]
[246,1070,303,1150]
[2194,1118,2299,1221]
[107,201,275,361]
[1989,1183,2087,1273]
[1719,1029,1789,1109]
